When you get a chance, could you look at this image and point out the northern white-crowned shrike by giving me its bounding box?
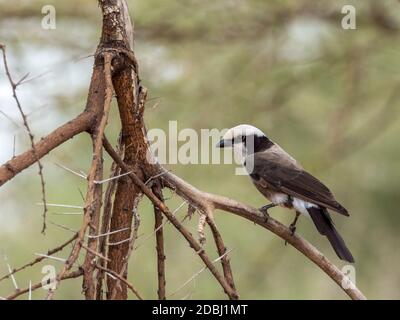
[217,124,354,262]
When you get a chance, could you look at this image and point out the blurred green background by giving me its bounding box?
[0,0,400,299]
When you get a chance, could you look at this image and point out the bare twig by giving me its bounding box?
[33,254,66,263]
[51,212,82,216]
[0,1,370,302]
[0,111,94,186]
[134,201,186,250]
[45,52,115,300]
[160,168,367,300]
[4,256,18,290]
[89,227,130,239]
[94,264,143,300]
[153,183,166,300]
[94,171,132,184]
[207,217,236,292]
[96,157,120,299]
[0,43,47,233]
[103,138,239,300]
[6,269,83,300]
[55,163,87,179]
[81,51,115,300]
[38,203,83,209]
[109,209,141,300]
[49,221,78,234]
[169,249,233,298]
[0,234,76,283]
[81,244,110,262]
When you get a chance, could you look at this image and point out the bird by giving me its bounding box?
[216,124,354,263]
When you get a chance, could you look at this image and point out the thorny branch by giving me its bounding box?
[207,217,236,292]
[94,264,143,300]
[0,234,77,283]
[0,43,48,233]
[102,138,239,300]
[45,52,114,300]
[96,151,121,299]
[6,270,83,300]
[169,249,234,298]
[159,169,366,300]
[152,183,166,300]
[81,51,114,300]
[108,209,140,300]
[0,0,368,301]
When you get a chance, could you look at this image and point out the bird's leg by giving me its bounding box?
[284,211,301,246]
[289,211,301,236]
[259,203,276,222]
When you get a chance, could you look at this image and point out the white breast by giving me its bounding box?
[269,193,289,205]
[292,198,318,216]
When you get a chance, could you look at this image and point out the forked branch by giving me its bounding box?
[159,169,367,300]
[0,43,47,232]
[103,138,239,300]
[103,137,366,300]
[0,0,368,301]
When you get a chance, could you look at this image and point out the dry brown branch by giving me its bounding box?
[133,201,186,251]
[81,243,110,262]
[6,269,83,300]
[159,169,366,300]
[0,0,369,301]
[94,264,143,300]
[109,207,141,300]
[45,52,114,300]
[169,249,233,298]
[0,234,77,283]
[103,138,239,300]
[102,1,147,299]
[207,217,236,293]
[152,183,166,300]
[96,150,121,299]
[82,51,114,299]
[0,111,94,187]
[0,43,47,233]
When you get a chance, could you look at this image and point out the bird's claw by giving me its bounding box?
[259,206,270,222]
[289,224,296,236]
[259,204,276,222]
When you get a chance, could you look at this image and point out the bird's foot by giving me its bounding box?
[289,223,296,236]
[284,225,296,246]
[285,211,300,246]
[259,204,276,222]
[259,204,276,213]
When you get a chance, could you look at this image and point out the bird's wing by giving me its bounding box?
[247,152,349,216]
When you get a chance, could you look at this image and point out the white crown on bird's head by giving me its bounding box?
[221,124,266,142]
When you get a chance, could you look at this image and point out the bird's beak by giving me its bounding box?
[216,139,225,148]
[216,139,233,148]
[216,139,228,148]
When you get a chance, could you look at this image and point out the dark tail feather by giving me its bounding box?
[307,207,354,263]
